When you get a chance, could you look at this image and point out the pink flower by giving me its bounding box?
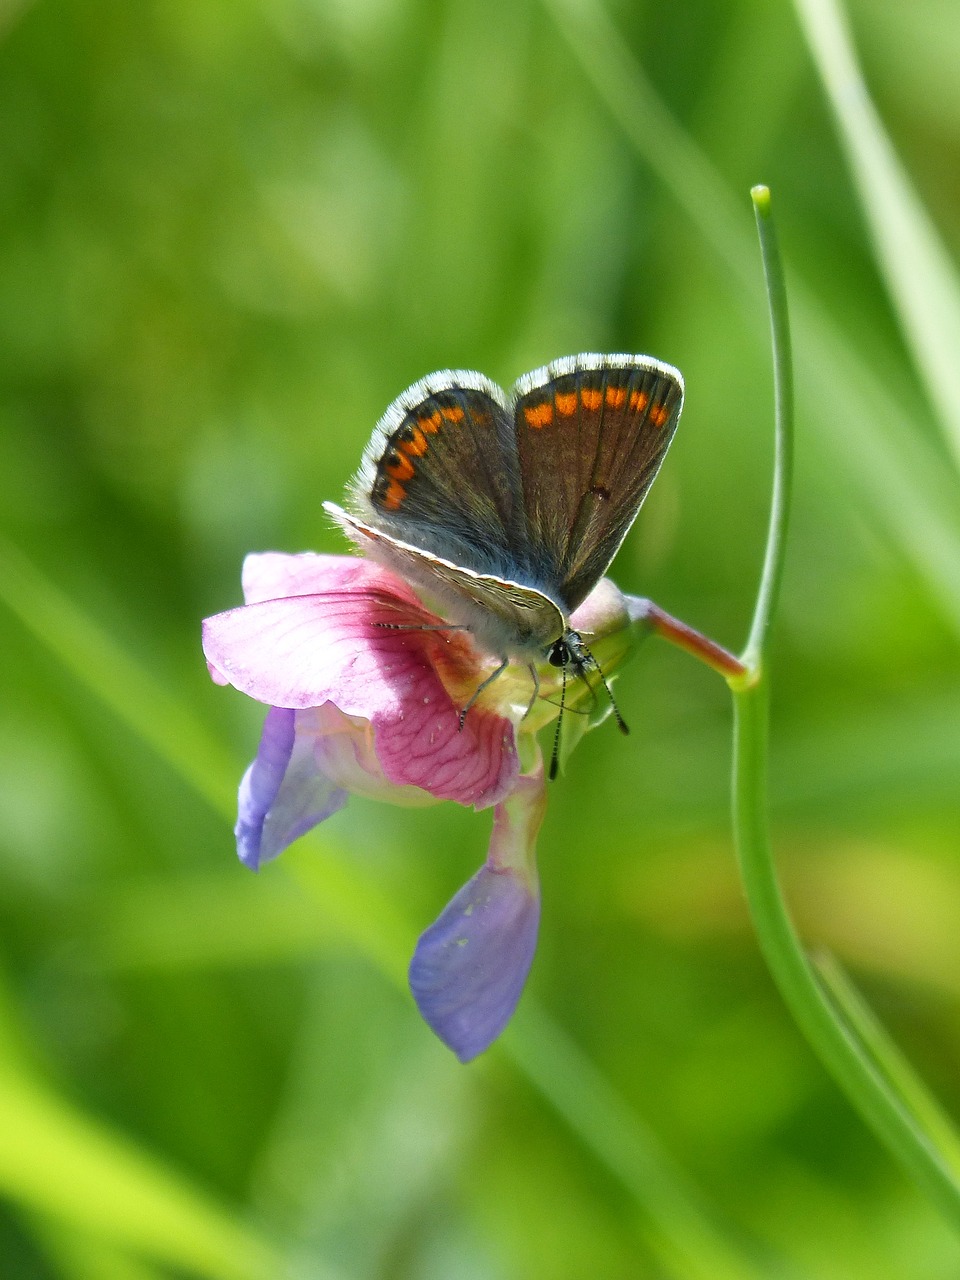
[202,551,643,1061]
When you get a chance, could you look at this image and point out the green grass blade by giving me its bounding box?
[0,536,237,816]
[0,1066,288,1280]
[507,1006,768,1280]
[815,953,960,1183]
[33,1221,183,1280]
[794,0,960,469]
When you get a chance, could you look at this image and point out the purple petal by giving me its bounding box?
[237,706,348,870]
[409,862,540,1063]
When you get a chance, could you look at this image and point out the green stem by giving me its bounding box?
[740,187,794,677]
[815,953,960,1182]
[731,186,960,1228]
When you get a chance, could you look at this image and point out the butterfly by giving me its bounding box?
[324,352,684,773]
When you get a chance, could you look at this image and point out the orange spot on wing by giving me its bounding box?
[605,385,627,408]
[383,480,406,510]
[441,405,464,422]
[630,389,649,413]
[418,411,443,434]
[399,426,428,456]
[386,453,415,481]
[581,388,603,411]
[524,401,553,428]
[648,403,670,428]
[555,391,577,416]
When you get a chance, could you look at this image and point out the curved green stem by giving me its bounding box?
[740,187,794,677]
[731,186,960,1228]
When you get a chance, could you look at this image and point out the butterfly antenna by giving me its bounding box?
[599,666,630,735]
[549,659,567,781]
[582,644,629,736]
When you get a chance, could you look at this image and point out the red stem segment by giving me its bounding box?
[636,600,747,681]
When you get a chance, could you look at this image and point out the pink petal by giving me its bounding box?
[203,589,518,808]
[241,551,424,609]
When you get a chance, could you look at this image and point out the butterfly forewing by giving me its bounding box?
[338,354,683,661]
[349,370,527,582]
[512,355,683,612]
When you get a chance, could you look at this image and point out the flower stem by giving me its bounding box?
[632,599,746,680]
[731,185,960,1228]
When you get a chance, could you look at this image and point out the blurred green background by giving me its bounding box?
[2,0,960,1276]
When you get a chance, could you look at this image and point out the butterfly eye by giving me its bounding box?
[548,640,569,668]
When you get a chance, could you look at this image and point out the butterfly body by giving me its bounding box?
[325,353,683,679]
[324,505,568,662]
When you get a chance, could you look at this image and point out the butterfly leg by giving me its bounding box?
[523,663,540,720]
[458,657,509,731]
[373,621,469,633]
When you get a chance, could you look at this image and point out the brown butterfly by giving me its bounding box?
[325,353,683,772]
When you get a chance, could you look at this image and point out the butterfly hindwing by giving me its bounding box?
[512,354,683,612]
[325,505,566,660]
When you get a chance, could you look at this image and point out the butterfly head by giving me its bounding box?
[545,628,628,780]
[547,629,589,673]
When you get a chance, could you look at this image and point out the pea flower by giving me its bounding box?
[202,550,649,1061]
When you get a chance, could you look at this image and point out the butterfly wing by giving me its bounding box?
[346,370,529,583]
[325,504,566,660]
[511,354,684,612]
